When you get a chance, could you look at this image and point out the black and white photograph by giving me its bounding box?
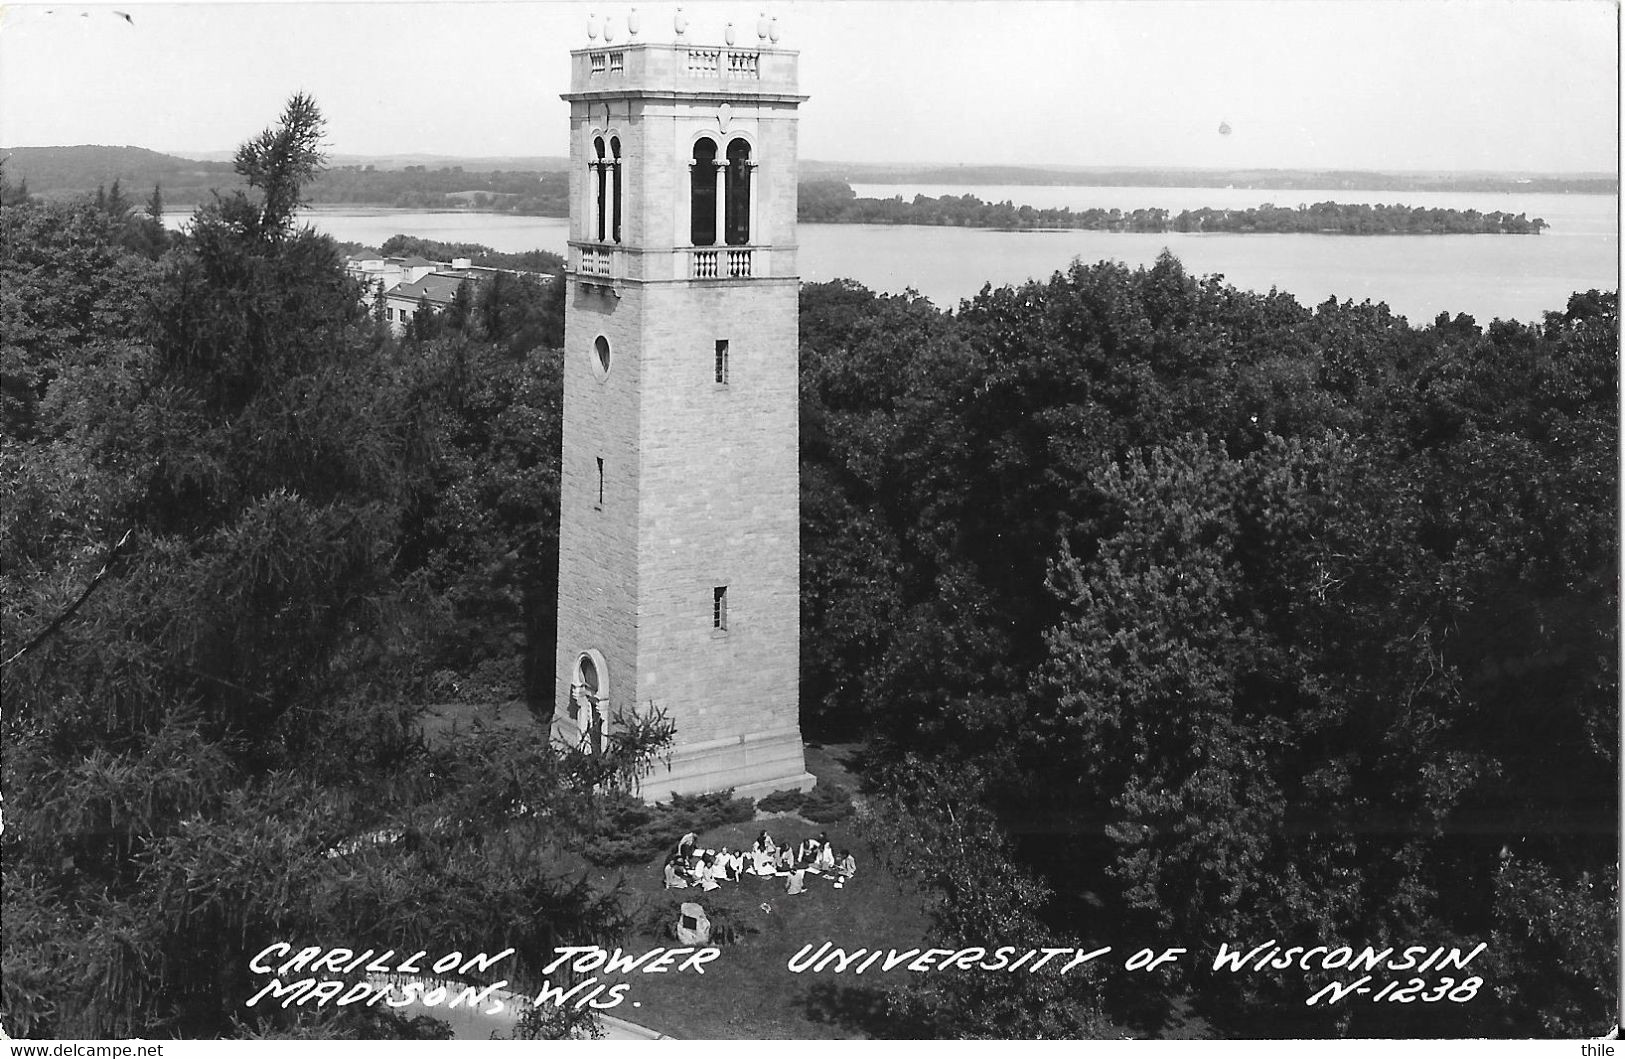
[0,0,1618,1043]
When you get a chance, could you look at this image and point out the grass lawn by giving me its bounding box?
[417,707,933,1038]
[579,741,934,1039]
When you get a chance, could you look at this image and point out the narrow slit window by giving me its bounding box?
[713,586,728,630]
[715,339,729,384]
[596,457,604,506]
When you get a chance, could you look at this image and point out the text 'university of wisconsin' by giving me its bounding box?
[786,943,1113,976]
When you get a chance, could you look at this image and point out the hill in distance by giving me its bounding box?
[180,150,573,173]
[6,145,1615,205]
[1,145,237,201]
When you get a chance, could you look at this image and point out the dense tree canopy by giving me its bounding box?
[797,260,1617,1036]
[1,98,657,1041]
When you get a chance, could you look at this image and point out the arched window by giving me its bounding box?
[690,138,718,246]
[725,138,752,245]
[610,136,623,244]
[593,137,608,241]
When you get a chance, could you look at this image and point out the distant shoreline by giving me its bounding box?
[982,227,1549,236]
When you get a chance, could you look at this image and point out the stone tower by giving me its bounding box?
[553,17,813,800]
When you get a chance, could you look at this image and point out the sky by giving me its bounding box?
[0,0,1617,173]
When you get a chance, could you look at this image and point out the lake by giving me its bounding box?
[164,184,1617,324]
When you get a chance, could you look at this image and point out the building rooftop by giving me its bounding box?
[564,40,801,100]
[388,273,474,307]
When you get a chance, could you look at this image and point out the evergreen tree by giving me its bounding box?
[137,182,170,257]
[104,178,129,219]
[232,92,324,240]
[445,277,474,332]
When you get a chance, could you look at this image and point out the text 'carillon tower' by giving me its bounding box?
[554,10,813,799]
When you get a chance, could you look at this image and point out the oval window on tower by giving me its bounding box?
[593,334,611,377]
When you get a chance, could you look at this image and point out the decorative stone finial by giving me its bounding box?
[603,15,615,41]
[757,12,768,39]
[628,6,640,36]
[587,11,598,39]
[725,21,736,45]
[768,16,780,43]
[674,6,687,35]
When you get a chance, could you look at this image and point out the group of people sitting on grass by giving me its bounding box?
[661,829,857,895]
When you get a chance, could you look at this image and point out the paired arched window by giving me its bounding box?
[591,136,623,244]
[691,136,754,247]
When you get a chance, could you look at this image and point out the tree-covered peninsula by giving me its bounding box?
[798,179,1549,234]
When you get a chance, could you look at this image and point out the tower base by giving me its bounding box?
[638,724,814,804]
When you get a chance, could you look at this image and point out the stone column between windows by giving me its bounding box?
[746,160,760,251]
[684,160,697,255]
[588,160,602,242]
[712,159,727,249]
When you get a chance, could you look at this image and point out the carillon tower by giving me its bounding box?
[553,9,813,799]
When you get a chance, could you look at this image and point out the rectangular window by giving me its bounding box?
[715,339,729,385]
[596,457,604,507]
[713,586,728,630]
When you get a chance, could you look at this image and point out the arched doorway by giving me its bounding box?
[571,651,608,754]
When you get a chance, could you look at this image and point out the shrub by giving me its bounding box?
[578,789,755,867]
[755,788,805,814]
[798,783,854,823]
[667,789,758,832]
